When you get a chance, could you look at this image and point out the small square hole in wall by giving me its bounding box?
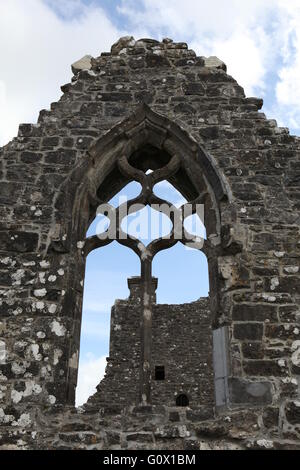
[155,366,165,380]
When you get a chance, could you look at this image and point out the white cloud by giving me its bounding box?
[200,27,272,96]
[44,0,95,19]
[119,0,275,37]
[76,354,107,407]
[1,0,300,145]
[117,0,300,133]
[271,1,300,131]
[119,0,278,96]
[0,0,123,146]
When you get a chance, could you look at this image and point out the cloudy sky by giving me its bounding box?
[1,0,300,405]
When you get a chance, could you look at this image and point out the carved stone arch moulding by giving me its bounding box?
[55,104,230,241]
[53,104,248,406]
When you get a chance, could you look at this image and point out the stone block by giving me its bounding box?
[186,407,214,422]
[229,378,272,405]
[126,433,153,443]
[0,231,39,253]
[203,56,227,71]
[242,342,264,359]
[233,323,263,340]
[71,55,93,74]
[262,407,279,429]
[232,304,278,322]
[243,360,285,377]
[285,401,300,425]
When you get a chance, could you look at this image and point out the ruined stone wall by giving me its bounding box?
[88,285,213,409]
[88,300,141,409]
[152,299,214,407]
[0,36,300,449]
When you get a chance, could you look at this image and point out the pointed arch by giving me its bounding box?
[56,104,230,252]
[54,104,232,404]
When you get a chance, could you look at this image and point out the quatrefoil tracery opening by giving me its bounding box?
[85,154,206,259]
[121,205,173,247]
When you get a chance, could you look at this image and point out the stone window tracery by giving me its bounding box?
[83,153,206,404]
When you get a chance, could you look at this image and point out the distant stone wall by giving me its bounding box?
[152,299,214,407]
[88,300,141,409]
[88,283,213,409]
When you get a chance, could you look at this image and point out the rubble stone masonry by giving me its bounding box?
[0,36,300,449]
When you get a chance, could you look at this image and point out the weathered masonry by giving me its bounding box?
[0,36,300,450]
[88,282,214,410]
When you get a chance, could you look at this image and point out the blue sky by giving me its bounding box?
[1,0,300,405]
